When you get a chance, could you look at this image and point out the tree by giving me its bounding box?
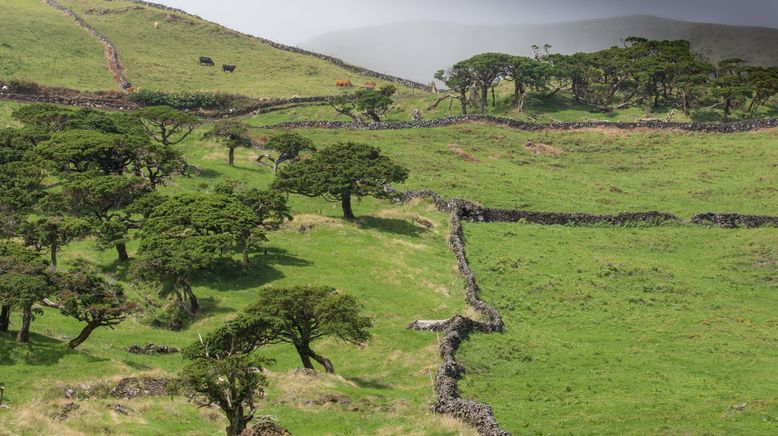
[214,181,292,231]
[463,53,511,114]
[21,216,91,271]
[45,271,135,348]
[59,174,150,262]
[177,311,279,435]
[504,56,550,112]
[715,58,751,119]
[178,353,269,436]
[246,286,372,374]
[435,62,474,114]
[136,106,200,146]
[331,85,397,123]
[135,194,263,314]
[255,132,315,173]
[746,66,778,114]
[0,242,55,343]
[272,142,408,219]
[204,121,252,166]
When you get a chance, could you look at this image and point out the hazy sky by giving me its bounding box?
[155,0,778,44]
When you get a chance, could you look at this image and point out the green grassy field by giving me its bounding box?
[0,0,115,91]
[0,122,473,434]
[458,223,778,434]
[260,124,778,216]
[52,0,413,98]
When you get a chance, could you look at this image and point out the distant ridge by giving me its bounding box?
[303,15,778,82]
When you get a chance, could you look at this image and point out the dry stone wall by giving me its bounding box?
[44,0,132,90]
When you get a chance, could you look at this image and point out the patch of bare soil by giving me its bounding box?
[524,141,563,156]
[447,144,480,162]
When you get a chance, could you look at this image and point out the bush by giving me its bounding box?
[128,89,233,109]
[146,298,190,331]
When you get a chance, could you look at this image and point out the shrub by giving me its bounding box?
[128,89,233,109]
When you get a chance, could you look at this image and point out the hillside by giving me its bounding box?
[303,16,778,82]
[0,0,115,91]
[0,0,427,97]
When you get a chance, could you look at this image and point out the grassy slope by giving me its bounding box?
[0,0,115,91]
[459,223,778,434]
[56,0,413,97]
[266,124,778,216]
[0,126,472,435]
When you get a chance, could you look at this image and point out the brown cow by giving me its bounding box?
[364,81,377,89]
[336,80,353,88]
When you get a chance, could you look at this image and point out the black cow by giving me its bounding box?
[199,56,214,66]
[222,64,236,73]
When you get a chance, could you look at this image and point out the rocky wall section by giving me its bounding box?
[263,114,778,133]
[0,91,136,110]
[44,0,133,90]
[122,0,433,92]
[691,213,778,228]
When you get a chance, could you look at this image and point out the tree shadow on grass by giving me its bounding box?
[347,376,392,390]
[0,332,102,366]
[357,216,430,238]
[198,248,312,293]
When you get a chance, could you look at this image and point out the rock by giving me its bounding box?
[52,402,80,422]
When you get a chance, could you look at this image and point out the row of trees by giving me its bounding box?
[435,38,778,118]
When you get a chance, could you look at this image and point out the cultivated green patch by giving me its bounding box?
[459,223,778,434]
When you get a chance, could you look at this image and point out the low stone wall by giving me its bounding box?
[470,209,678,226]
[692,213,778,228]
[262,114,778,133]
[0,91,136,110]
[201,96,337,119]
[44,0,132,90]
[123,0,432,92]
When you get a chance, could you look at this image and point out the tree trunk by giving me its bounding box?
[116,242,129,263]
[182,281,199,313]
[68,321,100,348]
[683,93,690,116]
[341,191,355,220]
[459,91,467,115]
[366,111,381,123]
[480,85,487,114]
[50,243,58,272]
[295,343,315,370]
[17,306,32,343]
[308,347,335,374]
[723,97,732,119]
[491,87,496,107]
[226,406,247,436]
[228,147,235,166]
[0,305,10,333]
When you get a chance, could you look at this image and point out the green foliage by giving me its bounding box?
[136,106,200,146]
[21,216,91,270]
[246,286,372,373]
[332,86,397,122]
[176,354,269,436]
[204,120,253,165]
[213,181,292,231]
[273,142,408,219]
[0,242,55,343]
[128,89,233,110]
[256,132,316,172]
[135,194,263,314]
[51,270,135,348]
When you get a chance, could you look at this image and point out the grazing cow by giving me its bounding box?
[222,64,237,73]
[364,81,377,89]
[199,56,214,66]
[336,80,353,88]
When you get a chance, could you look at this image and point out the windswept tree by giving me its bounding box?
[464,53,511,114]
[434,62,474,114]
[204,121,252,166]
[214,181,292,231]
[136,106,200,146]
[247,286,372,374]
[746,66,778,114]
[331,85,397,123]
[135,194,263,314]
[715,58,752,119]
[21,216,91,271]
[255,132,315,173]
[0,242,55,343]
[273,142,408,219]
[504,56,550,112]
[45,271,135,348]
[58,174,150,262]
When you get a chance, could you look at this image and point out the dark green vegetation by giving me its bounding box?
[459,223,778,434]
[437,39,778,119]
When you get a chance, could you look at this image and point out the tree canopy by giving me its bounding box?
[272,142,408,219]
[256,132,315,173]
[204,121,253,166]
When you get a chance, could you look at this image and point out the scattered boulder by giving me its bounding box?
[126,344,180,355]
[241,418,292,436]
[52,402,80,422]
